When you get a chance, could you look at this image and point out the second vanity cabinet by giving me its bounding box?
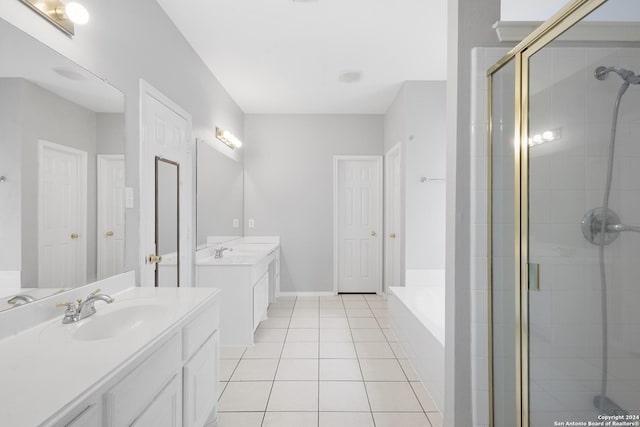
[196,246,280,346]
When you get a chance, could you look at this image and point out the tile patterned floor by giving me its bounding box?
[212,294,443,427]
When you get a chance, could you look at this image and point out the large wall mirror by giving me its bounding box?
[196,140,243,248]
[0,19,126,310]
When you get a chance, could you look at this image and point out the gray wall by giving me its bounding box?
[384,81,447,274]
[1,0,245,283]
[0,79,23,272]
[244,115,384,293]
[96,113,125,155]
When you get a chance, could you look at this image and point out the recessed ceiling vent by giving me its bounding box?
[52,66,88,81]
[338,71,363,83]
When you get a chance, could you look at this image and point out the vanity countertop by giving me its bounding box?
[196,242,279,266]
[0,286,220,427]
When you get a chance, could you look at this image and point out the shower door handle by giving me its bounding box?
[528,263,540,292]
[606,223,640,233]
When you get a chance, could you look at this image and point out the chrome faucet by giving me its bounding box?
[56,288,114,324]
[214,246,232,259]
[8,294,36,305]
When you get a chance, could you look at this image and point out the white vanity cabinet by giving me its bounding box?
[196,246,280,346]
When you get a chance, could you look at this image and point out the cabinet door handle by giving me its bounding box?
[371,231,377,237]
[389,233,396,238]
[71,233,79,239]
[105,231,114,237]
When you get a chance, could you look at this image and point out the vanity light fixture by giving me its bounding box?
[216,127,243,149]
[528,128,562,147]
[19,0,90,36]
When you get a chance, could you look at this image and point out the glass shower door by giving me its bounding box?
[526,26,640,427]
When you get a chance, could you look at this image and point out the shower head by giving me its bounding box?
[595,66,640,85]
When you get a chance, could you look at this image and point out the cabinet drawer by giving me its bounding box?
[183,299,220,360]
[183,331,219,427]
[251,258,269,283]
[132,374,182,427]
[104,333,181,426]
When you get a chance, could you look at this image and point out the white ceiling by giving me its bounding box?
[0,19,124,113]
[156,0,447,114]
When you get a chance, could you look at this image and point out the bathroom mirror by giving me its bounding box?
[0,18,126,310]
[196,140,243,248]
[155,157,179,287]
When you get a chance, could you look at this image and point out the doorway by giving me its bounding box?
[38,140,87,288]
[97,154,125,280]
[384,144,402,291]
[333,155,383,294]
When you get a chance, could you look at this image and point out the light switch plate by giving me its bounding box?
[233,218,239,228]
[248,219,255,228]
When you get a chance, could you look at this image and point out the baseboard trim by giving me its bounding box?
[279,291,336,297]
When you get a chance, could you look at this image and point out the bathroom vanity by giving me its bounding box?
[195,237,280,346]
[0,272,221,427]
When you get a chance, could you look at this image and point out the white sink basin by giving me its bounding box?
[72,304,168,341]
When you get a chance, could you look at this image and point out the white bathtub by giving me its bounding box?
[389,286,445,412]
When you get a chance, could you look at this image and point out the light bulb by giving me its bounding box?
[533,134,543,143]
[65,2,90,25]
[542,131,554,141]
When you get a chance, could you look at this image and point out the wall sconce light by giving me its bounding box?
[19,0,90,36]
[216,127,243,149]
[528,128,562,147]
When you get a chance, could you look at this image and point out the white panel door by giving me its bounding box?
[97,155,125,280]
[38,141,87,288]
[140,81,193,287]
[385,144,402,290]
[335,156,382,294]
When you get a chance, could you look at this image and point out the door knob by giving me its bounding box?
[371,231,377,237]
[70,233,79,239]
[105,231,114,237]
[390,233,396,239]
[148,254,162,264]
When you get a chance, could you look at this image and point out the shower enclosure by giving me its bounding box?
[488,0,640,426]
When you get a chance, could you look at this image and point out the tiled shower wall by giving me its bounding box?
[470,46,640,427]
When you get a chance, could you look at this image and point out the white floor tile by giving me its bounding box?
[320,308,347,318]
[427,411,443,427]
[281,341,319,358]
[268,308,293,317]
[375,316,389,328]
[285,328,319,342]
[319,381,370,411]
[373,412,431,427]
[354,342,396,358]
[320,342,357,358]
[382,328,398,342]
[276,358,319,380]
[267,381,318,411]
[346,308,374,317]
[319,302,344,309]
[292,308,319,318]
[259,317,291,329]
[351,328,387,342]
[359,359,406,381]
[365,382,423,412]
[289,317,319,328]
[218,381,272,412]
[296,296,319,302]
[294,301,319,309]
[366,300,388,308]
[319,358,363,381]
[269,302,294,310]
[243,342,284,359]
[399,359,420,381]
[220,346,246,359]
[319,412,375,427]
[371,308,388,317]
[343,300,368,307]
[348,318,381,329]
[216,412,264,427]
[320,329,353,342]
[390,342,408,359]
[254,328,287,343]
[411,382,439,412]
[263,412,318,427]
[230,359,279,381]
[320,318,350,329]
[219,359,239,381]
[319,296,342,302]
[341,294,366,301]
